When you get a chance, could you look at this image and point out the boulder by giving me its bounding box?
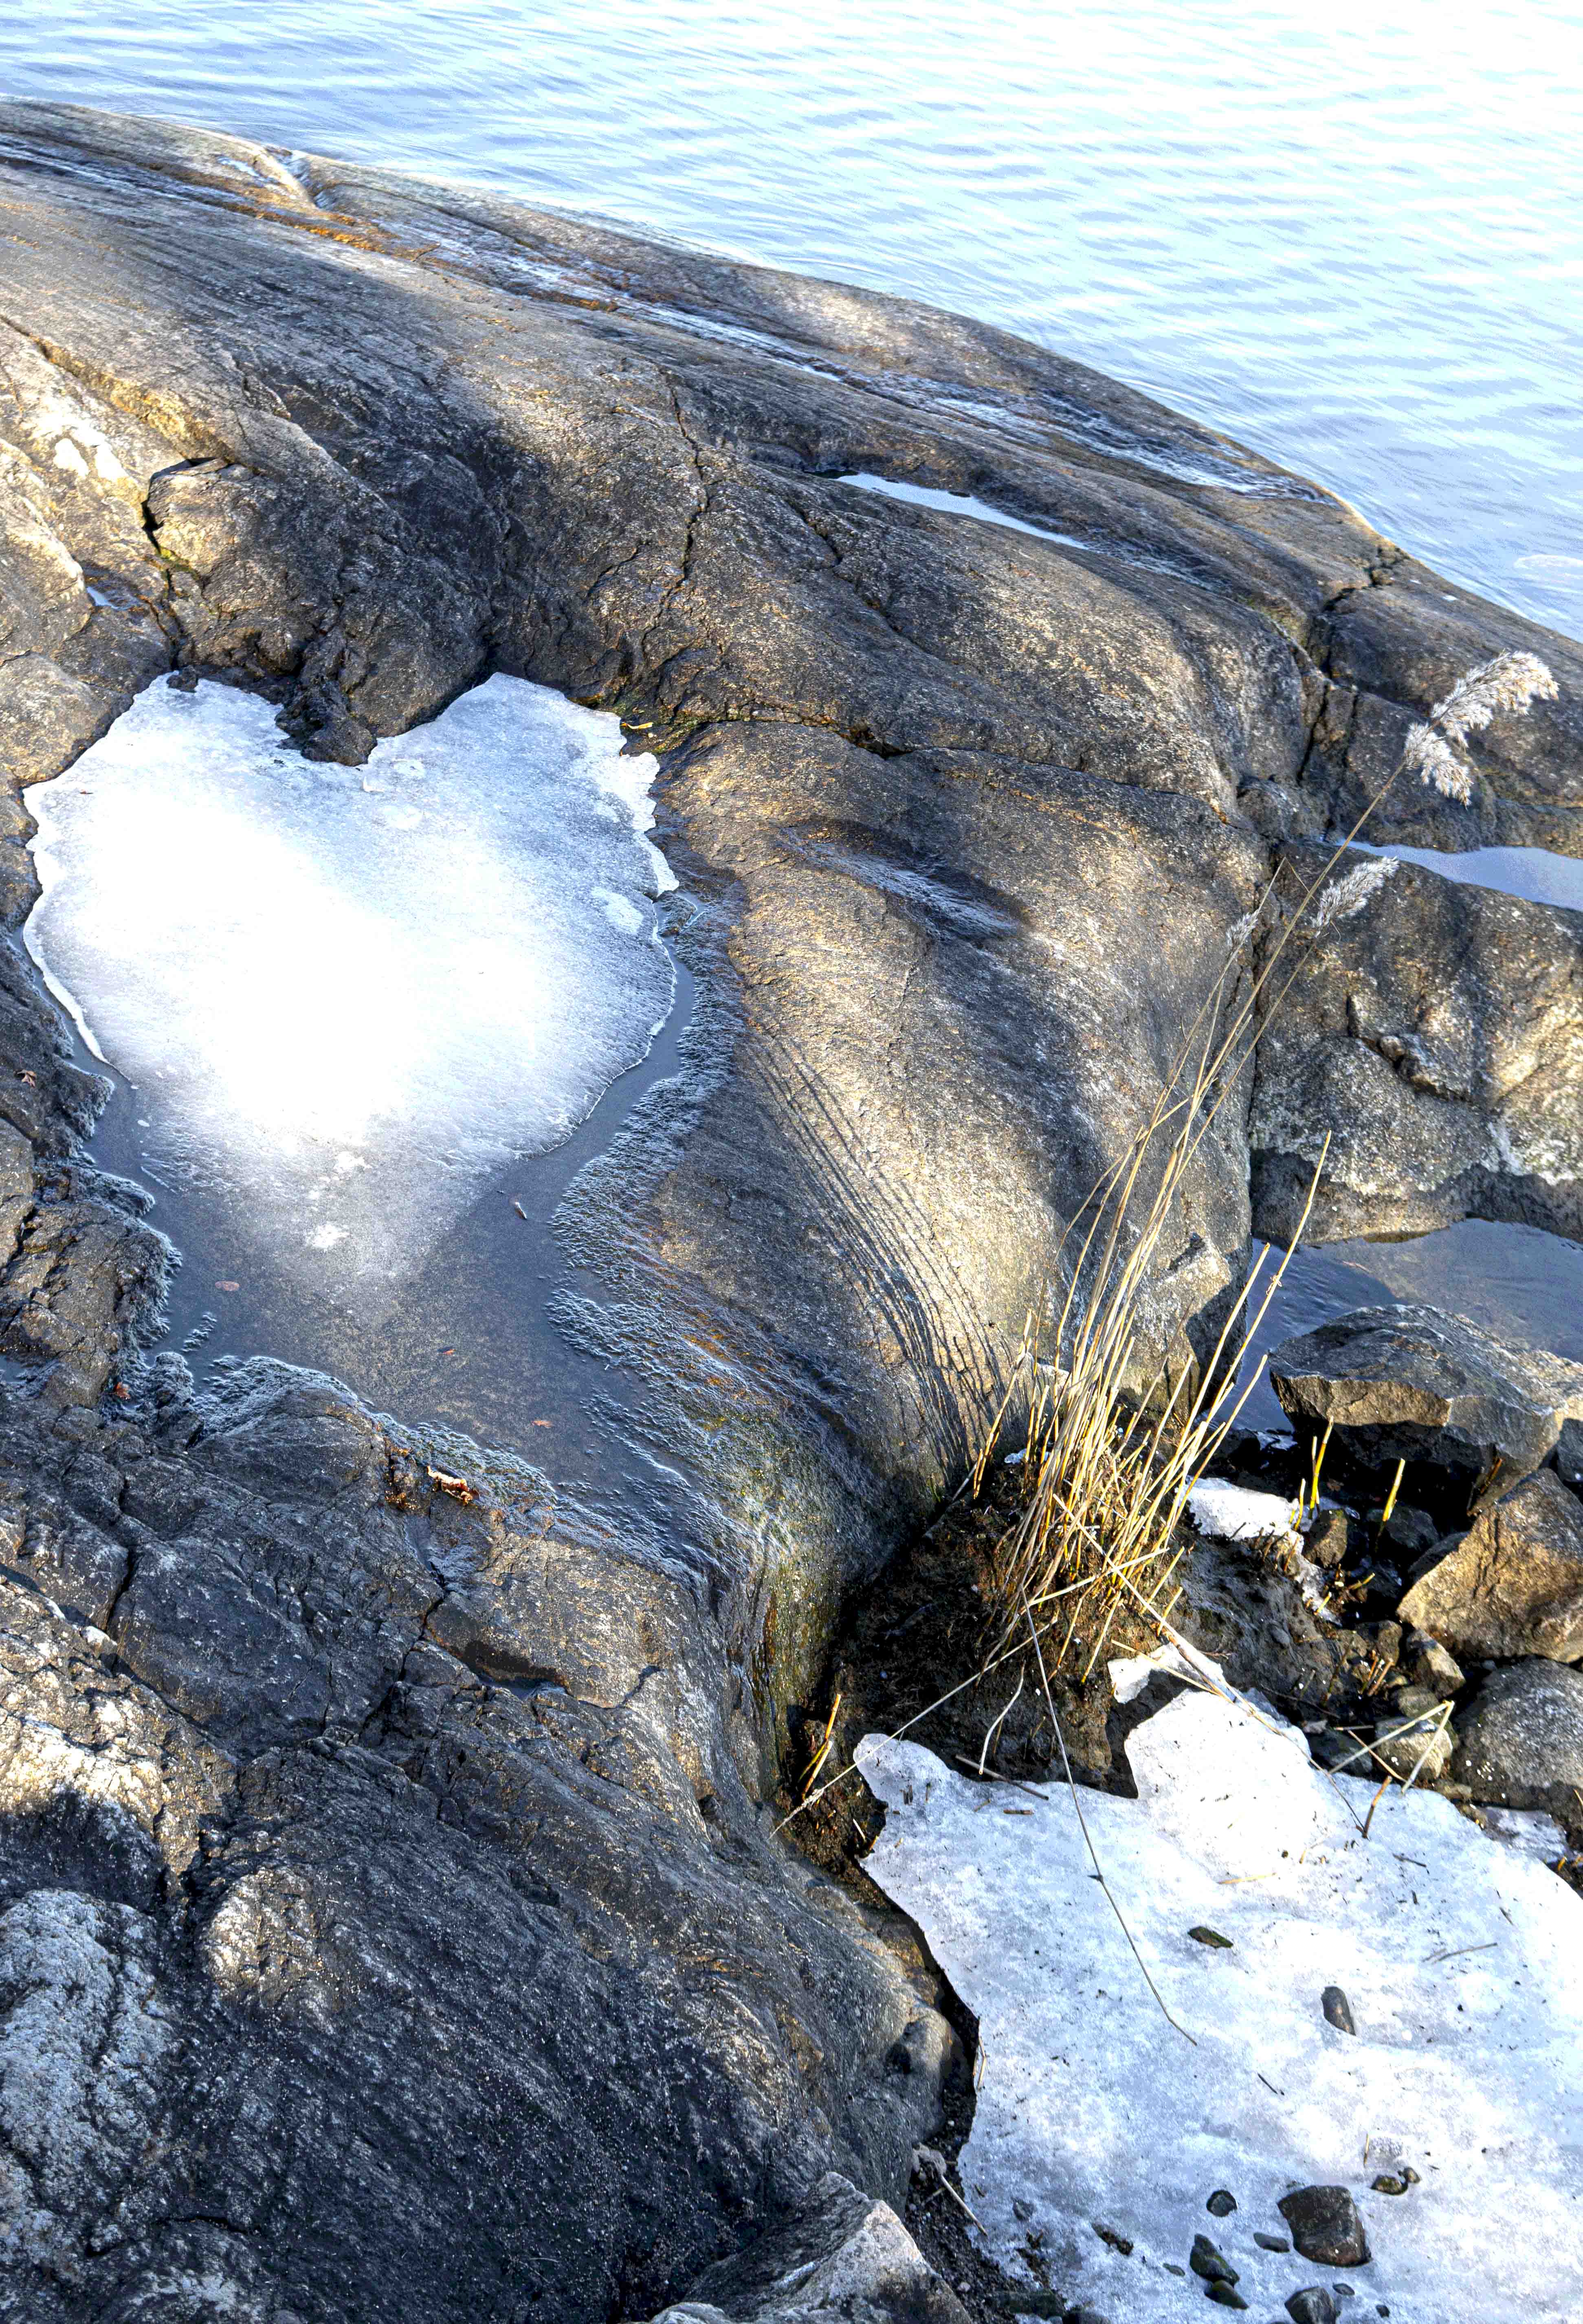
[0,99,1579,2324]
[1268,1302,1583,1477]
[1251,845,1583,1248]
[1453,1659,1583,1819]
[644,2172,972,2323]
[1399,1469,1583,1662]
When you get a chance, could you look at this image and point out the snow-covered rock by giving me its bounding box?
[856,1682,1583,2324]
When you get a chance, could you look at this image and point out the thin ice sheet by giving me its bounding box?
[857,1691,1583,2324]
[25,673,675,1295]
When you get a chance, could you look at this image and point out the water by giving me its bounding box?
[1,1,1579,646]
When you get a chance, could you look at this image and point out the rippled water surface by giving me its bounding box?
[2,1,1580,640]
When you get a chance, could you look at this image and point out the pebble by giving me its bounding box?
[1278,2185,1371,2267]
[1321,1985,1357,2034]
[1206,2189,1238,2216]
[1206,2286,1248,2311]
[1189,2234,1238,2284]
[1187,1924,1235,1948]
[1285,2294,1337,2324]
[1370,2168,1419,2196]
[1013,2196,1035,2221]
[1254,2232,1291,2252]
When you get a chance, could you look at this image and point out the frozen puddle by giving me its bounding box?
[858,1686,1583,2324]
[27,673,673,1291]
[25,674,695,1499]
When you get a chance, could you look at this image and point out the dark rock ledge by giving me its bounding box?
[0,102,1579,2322]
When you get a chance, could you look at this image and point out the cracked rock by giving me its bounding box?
[1269,1303,1583,1478]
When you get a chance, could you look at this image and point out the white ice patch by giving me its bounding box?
[857,1694,1583,2324]
[24,673,674,1293]
[1186,1475,1300,1547]
[840,470,1093,552]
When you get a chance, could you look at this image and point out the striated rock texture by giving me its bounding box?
[0,101,1579,2323]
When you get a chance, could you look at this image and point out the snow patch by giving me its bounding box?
[24,674,675,1297]
[840,470,1093,550]
[1186,1474,1300,1546]
[857,1689,1583,2324]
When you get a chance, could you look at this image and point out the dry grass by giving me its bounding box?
[977,647,1558,1682]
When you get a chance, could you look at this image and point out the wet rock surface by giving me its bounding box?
[0,100,1578,2324]
[1268,1303,1583,1477]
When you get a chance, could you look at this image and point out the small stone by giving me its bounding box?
[1013,2196,1035,2221]
[1321,1985,1356,2035]
[1286,2294,1337,2324]
[1206,2189,1237,2216]
[1206,2287,1248,2311]
[1278,2186,1371,2268]
[1403,1629,1464,1696]
[1306,1507,1354,1569]
[1254,2231,1291,2251]
[1370,2168,1419,2196]
[1163,2262,1187,2276]
[1383,1504,1440,1559]
[1188,1925,1234,1949]
[1189,2234,1237,2284]
[1092,2220,1133,2255]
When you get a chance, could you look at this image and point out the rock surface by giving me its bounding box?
[644,2172,972,2323]
[1252,848,1583,1246]
[0,101,1579,2322]
[1269,1303,1583,1475]
[1399,1467,1583,1662]
[1453,1658,1583,1820]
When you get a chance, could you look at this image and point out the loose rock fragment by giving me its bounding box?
[1453,1657,1583,1814]
[1321,1986,1357,2034]
[1190,2234,1238,2283]
[1277,2187,1371,2268]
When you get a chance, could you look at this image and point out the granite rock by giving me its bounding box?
[1400,1467,1583,1663]
[1269,1303,1583,1477]
[1453,1658,1583,1819]
[0,101,1578,2324]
